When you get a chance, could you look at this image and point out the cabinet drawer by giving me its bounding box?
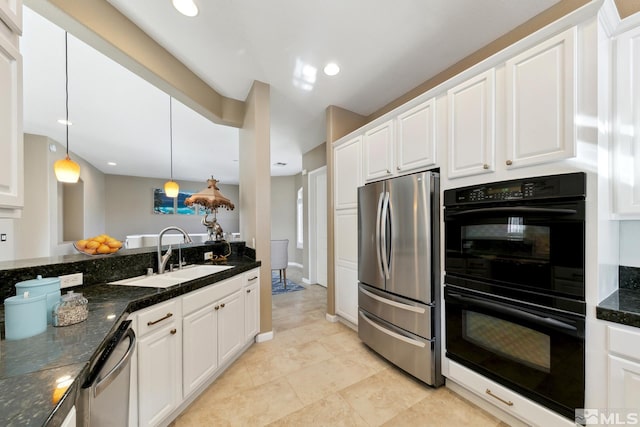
[608,325,640,361]
[183,276,243,315]
[137,299,180,337]
[245,269,260,286]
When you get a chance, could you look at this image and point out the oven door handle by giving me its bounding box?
[446,207,577,217]
[447,292,578,334]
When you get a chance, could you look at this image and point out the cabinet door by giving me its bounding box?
[335,210,358,325]
[364,120,394,182]
[0,0,22,34]
[218,290,244,366]
[0,31,22,216]
[613,26,640,216]
[334,136,362,210]
[183,304,218,399]
[505,27,576,169]
[609,355,640,409]
[244,272,260,342]
[137,323,181,427]
[396,99,436,173]
[447,69,495,178]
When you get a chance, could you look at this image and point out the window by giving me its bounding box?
[297,187,303,248]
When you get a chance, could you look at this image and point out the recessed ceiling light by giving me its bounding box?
[323,62,340,76]
[57,119,72,126]
[172,0,199,17]
[107,162,117,166]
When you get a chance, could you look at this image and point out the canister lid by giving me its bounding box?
[15,275,61,289]
[4,292,47,305]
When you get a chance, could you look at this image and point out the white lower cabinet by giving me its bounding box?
[243,269,260,342]
[130,270,259,426]
[135,299,182,427]
[61,406,76,427]
[607,324,640,409]
[182,303,218,399]
[334,210,359,325]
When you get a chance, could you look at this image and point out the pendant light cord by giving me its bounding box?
[169,97,174,181]
[65,31,69,157]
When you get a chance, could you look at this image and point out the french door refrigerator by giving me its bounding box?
[357,170,442,386]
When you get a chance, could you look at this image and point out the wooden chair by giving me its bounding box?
[271,239,289,288]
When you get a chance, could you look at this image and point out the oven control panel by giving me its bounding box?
[444,172,586,206]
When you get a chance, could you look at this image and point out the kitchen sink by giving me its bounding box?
[109,265,234,288]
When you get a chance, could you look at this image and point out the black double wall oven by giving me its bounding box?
[443,172,586,420]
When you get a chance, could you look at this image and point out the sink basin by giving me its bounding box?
[109,265,234,288]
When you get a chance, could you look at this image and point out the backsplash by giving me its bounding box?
[0,241,249,302]
[620,266,640,291]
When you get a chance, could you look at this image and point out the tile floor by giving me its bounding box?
[173,267,508,426]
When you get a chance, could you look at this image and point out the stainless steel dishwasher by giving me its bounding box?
[78,320,136,426]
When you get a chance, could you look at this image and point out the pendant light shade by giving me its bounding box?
[54,156,81,183]
[55,32,80,183]
[164,97,179,197]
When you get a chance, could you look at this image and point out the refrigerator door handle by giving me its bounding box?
[381,191,390,279]
[360,310,426,348]
[375,192,385,279]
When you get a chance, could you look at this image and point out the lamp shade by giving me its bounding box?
[164,180,179,197]
[184,178,234,211]
[54,156,80,183]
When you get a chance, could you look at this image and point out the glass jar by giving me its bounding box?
[52,291,88,327]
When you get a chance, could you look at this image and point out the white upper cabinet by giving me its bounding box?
[447,69,496,178]
[396,99,437,173]
[505,27,576,169]
[0,0,22,35]
[363,120,394,182]
[0,29,22,217]
[334,136,362,210]
[612,25,640,217]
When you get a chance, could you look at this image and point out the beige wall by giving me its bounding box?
[105,175,239,240]
[240,81,272,334]
[270,175,296,262]
[614,0,640,19]
[14,134,106,260]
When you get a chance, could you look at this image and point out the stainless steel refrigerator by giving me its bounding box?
[357,170,442,386]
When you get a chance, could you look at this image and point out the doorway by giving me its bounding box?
[308,166,327,287]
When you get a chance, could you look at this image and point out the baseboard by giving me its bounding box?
[256,331,274,342]
[288,262,303,268]
[325,313,339,323]
[302,277,311,284]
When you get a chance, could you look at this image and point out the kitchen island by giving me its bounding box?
[0,242,260,426]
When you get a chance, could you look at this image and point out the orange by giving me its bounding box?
[97,244,111,254]
[76,239,88,249]
[86,240,100,249]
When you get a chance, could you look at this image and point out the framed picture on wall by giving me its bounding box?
[153,188,175,214]
[176,191,197,215]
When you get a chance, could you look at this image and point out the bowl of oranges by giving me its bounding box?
[74,234,123,255]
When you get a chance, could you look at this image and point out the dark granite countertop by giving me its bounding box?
[596,288,640,328]
[0,256,260,426]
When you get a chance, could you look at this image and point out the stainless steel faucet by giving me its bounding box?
[157,226,193,274]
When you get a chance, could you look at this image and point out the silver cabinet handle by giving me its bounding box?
[360,287,425,314]
[486,389,514,406]
[93,328,136,398]
[147,312,173,326]
[360,311,425,348]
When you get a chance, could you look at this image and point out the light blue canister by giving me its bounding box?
[4,292,47,340]
[15,275,61,324]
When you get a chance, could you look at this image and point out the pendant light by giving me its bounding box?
[54,32,81,183]
[164,97,179,197]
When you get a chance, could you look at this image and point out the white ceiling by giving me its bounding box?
[22,0,560,185]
